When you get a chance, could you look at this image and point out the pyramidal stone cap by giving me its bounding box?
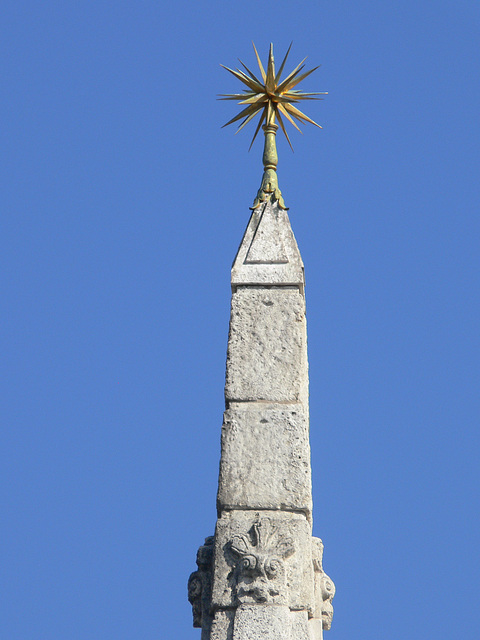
[231,200,305,292]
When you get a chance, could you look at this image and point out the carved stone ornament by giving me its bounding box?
[228,518,295,606]
[188,536,214,629]
[312,537,335,630]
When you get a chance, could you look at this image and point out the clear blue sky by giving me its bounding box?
[1,2,479,638]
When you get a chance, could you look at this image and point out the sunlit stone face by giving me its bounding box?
[320,575,335,630]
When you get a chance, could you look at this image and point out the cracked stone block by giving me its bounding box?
[217,406,312,515]
[210,610,234,640]
[225,288,308,403]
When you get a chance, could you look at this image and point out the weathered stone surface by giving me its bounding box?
[210,610,234,640]
[225,288,308,404]
[231,201,305,289]
[212,511,314,613]
[233,605,292,640]
[290,610,310,640]
[217,406,312,514]
[244,206,288,264]
[231,606,310,640]
[308,618,323,640]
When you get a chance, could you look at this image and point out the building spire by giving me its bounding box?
[187,45,334,640]
[219,42,327,210]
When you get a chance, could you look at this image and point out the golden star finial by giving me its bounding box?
[219,43,326,209]
[219,42,326,150]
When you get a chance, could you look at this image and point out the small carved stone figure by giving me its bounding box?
[188,536,214,629]
[229,519,295,606]
[187,571,203,628]
[312,537,335,630]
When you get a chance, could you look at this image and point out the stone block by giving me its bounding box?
[225,288,308,403]
[217,406,312,514]
[212,511,314,613]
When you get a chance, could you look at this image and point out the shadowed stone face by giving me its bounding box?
[187,573,203,627]
[188,536,214,630]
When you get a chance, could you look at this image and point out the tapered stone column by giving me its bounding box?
[188,200,335,640]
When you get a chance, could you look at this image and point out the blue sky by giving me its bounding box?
[1,1,479,638]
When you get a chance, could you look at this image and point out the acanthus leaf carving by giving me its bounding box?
[228,518,295,606]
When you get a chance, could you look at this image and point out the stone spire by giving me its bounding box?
[188,44,334,640]
[188,199,335,640]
